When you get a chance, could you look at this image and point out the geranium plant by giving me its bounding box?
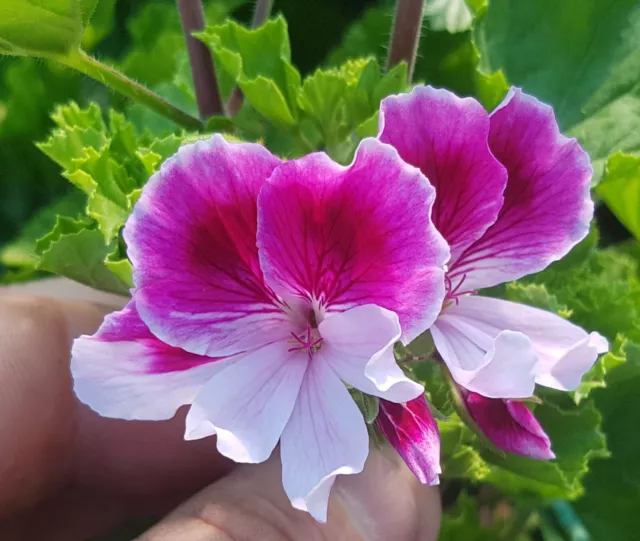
[1,0,640,539]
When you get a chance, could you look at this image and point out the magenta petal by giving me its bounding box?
[72,301,230,421]
[257,138,449,344]
[378,86,507,263]
[464,392,555,460]
[377,396,441,485]
[124,135,293,357]
[451,88,594,290]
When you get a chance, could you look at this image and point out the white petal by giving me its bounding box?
[432,314,537,398]
[451,295,609,391]
[72,336,234,421]
[319,305,423,402]
[280,358,369,522]
[184,402,217,441]
[190,341,308,463]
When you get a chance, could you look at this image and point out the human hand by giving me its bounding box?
[0,279,441,541]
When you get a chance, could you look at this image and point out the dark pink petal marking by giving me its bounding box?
[377,396,441,485]
[463,391,555,460]
[124,135,294,357]
[451,88,594,290]
[257,138,449,344]
[378,86,507,263]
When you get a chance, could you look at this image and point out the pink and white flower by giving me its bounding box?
[71,135,449,521]
[378,86,609,458]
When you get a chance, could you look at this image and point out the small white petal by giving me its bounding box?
[191,340,308,464]
[280,358,369,522]
[319,305,423,403]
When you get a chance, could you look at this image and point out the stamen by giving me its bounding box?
[288,325,324,360]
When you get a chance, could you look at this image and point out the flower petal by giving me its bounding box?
[377,396,441,485]
[463,392,555,460]
[378,86,507,262]
[432,305,537,398]
[257,138,449,344]
[280,357,369,522]
[452,295,608,391]
[318,304,423,402]
[72,301,229,420]
[124,135,290,357]
[451,88,594,290]
[188,340,308,463]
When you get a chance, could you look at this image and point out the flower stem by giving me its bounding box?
[499,506,534,541]
[227,0,274,116]
[176,0,225,119]
[58,49,203,131]
[387,0,425,81]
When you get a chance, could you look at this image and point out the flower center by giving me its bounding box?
[288,325,324,360]
[442,274,476,311]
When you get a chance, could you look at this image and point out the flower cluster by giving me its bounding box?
[72,85,607,521]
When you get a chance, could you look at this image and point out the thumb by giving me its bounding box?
[136,447,441,541]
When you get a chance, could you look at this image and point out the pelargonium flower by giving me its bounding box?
[71,135,449,521]
[378,85,609,458]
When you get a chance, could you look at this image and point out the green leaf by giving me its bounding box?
[105,250,133,289]
[35,216,129,294]
[0,0,98,57]
[349,389,379,424]
[597,152,640,239]
[197,16,301,128]
[505,282,571,317]
[440,493,502,541]
[575,343,640,540]
[474,0,640,181]
[0,190,85,267]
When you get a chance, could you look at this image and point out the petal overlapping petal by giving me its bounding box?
[431,303,538,398]
[318,304,423,402]
[187,341,308,464]
[257,138,449,344]
[451,89,594,290]
[124,135,291,357]
[280,358,369,522]
[72,301,230,420]
[463,392,555,460]
[453,295,608,391]
[378,86,507,263]
[377,396,441,485]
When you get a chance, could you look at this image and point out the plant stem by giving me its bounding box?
[387,0,424,81]
[499,507,534,541]
[227,0,274,116]
[176,0,225,119]
[58,49,203,131]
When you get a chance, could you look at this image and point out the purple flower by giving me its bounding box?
[378,86,609,401]
[462,391,555,460]
[71,135,449,522]
[377,396,441,485]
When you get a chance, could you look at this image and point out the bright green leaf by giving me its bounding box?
[597,152,640,239]
[35,216,129,294]
[350,389,379,424]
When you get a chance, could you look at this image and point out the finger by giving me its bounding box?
[136,448,441,541]
[0,277,129,309]
[0,295,109,518]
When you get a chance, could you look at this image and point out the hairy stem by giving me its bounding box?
[176,0,225,119]
[387,0,424,81]
[58,49,203,131]
[227,0,274,116]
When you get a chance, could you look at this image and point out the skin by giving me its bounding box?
[0,279,441,541]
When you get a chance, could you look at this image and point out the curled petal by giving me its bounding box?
[257,138,449,344]
[463,392,555,460]
[188,341,308,464]
[72,301,229,420]
[451,88,594,290]
[124,135,291,357]
[377,396,441,485]
[452,295,608,391]
[318,304,424,403]
[281,357,369,522]
[432,304,537,398]
[378,86,507,262]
